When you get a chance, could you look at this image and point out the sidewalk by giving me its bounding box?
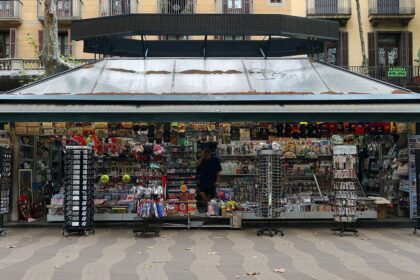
[0,227,419,279]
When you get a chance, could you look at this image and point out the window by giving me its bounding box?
[0,1,14,17]
[0,32,10,58]
[58,32,69,56]
[313,32,348,66]
[228,0,242,9]
[222,0,251,14]
[377,33,400,66]
[100,0,131,16]
[56,0,71,17]
[368,32,412,68]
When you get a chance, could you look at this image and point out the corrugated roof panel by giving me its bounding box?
[15,63,103,95]
[243,59,327,94]
[93,59,174,94]
[311,62,397,94]
[173,59,249,94]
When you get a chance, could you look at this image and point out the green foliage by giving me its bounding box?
[26,33,41,58]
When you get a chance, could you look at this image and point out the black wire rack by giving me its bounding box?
[63,146,95,237]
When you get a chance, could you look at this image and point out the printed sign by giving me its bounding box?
[388,67,407,78]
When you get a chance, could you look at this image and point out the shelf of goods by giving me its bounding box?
[166,145,197,215]
[218,152,258,203]
[63,146,94,236]
[92,151,165,218]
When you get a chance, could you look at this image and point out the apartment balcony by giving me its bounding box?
[0,0,22,26]
[368,0,415,26]
[306,0,351,26]
[346,65,420,91]
[38,0,82,24]
[216,0,253,14]
[158,0,196,14]
[99,0,137,17]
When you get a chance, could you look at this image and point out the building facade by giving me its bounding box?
[0,0,418,87]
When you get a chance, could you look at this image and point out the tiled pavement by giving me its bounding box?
[0,227,420,280]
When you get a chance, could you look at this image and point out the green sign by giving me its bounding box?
[387,67,407,77]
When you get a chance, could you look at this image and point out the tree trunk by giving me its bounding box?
[355,0,368,75]
[40,0,73,77]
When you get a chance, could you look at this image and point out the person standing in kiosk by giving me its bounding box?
[197,148,222,209]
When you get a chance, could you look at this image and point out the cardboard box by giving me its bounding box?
[53,122,65,128]
[27,127,40,135]
[41,128,54,136]
[94,122,108,129]
[230,213,242,229]
[27,122,41,127]
[41,122,53,128]
[15,122,27,127]
[15,126,28,135]
[55,128,66,135]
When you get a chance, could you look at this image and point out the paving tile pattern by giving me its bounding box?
[0,227,420,280]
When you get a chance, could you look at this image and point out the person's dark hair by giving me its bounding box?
[203,147,211,154]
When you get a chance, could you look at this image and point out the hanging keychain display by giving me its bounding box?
[331,144,359,237]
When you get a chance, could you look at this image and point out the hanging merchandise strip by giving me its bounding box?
[331,145,359,235]
[408,136,420,219]
[0,145,12,214]
[63,146,95,236]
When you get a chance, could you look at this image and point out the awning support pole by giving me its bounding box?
[265,35,272,59]
[141,35,148,59]
[203,34,207,58]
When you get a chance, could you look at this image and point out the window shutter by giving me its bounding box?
[38,30,44,54]
[399,31,412,66]
[9,28,16,58]
[368,32,377,67]
[222,0,228,13]
[338,31,348,67]
[67,29,72,56]
[244,0,250,13]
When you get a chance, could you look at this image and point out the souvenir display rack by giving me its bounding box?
[217,142,258,203]
[166,143,198,215]
[93,143,166,217]
[0,145,12,236]
[408,136,420,234]
[256,150,284,236]
[63,146,95,236]
[132,184,166,237]
[331,145,359,237]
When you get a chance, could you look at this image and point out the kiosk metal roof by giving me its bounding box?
[1,57,419,122]
[6,57,412,97]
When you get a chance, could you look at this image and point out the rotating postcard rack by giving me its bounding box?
[256,150,284,237]
[0,145,12,236]
[331,145,359,237]
[63,146,95,236]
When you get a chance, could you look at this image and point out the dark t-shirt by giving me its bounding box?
[197,157,222,192]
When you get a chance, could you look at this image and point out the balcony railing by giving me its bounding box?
[307,0,351,16]
[158,0,196,14]
[216,0,253,14]
[0,0,22,22]
[368,0,415,15]
[0,58,94,71]
[99,0,137,17]
[346,65,420,87]
[38,0,82,21]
